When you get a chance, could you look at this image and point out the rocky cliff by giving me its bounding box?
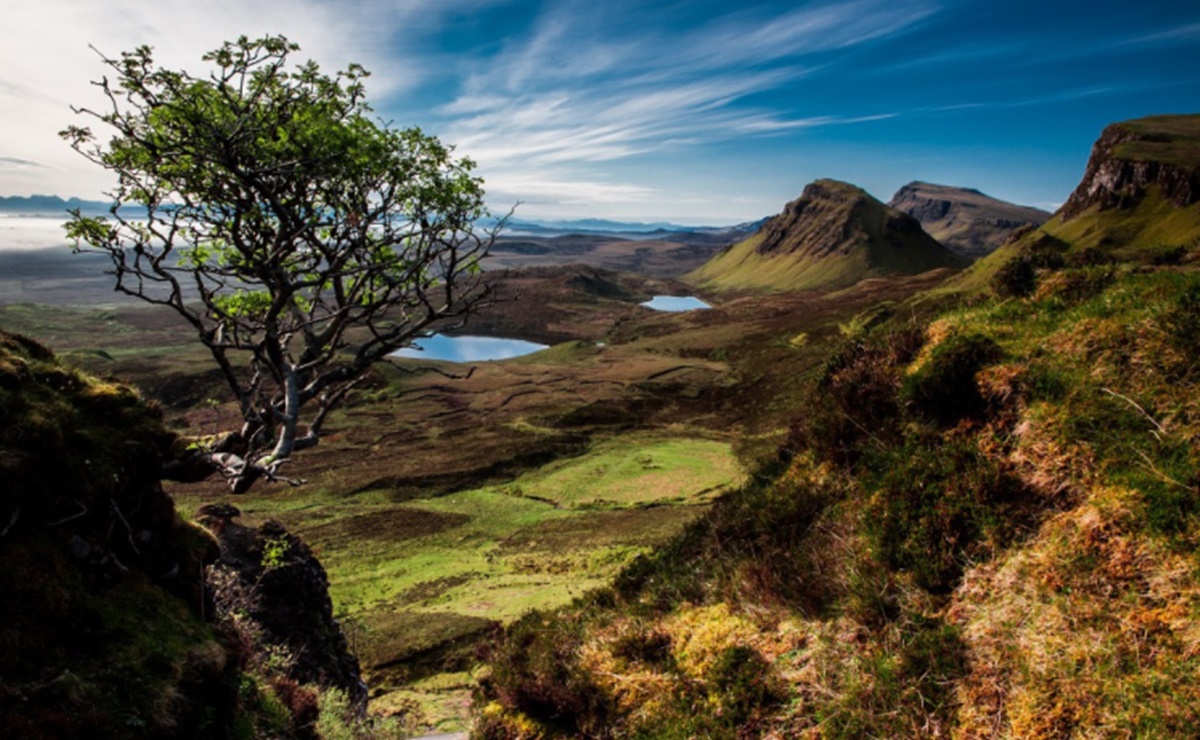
[687,179,966,292]
[948,114,1200,293]
[1060,114,1200,220]
[888,181,1050,258]
[0,330,234,738]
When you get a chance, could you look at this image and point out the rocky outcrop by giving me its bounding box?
[0,330,367,738]
[198,504,367,706]
[1060,115,1200,221]
[0,330,234,738]
[753,180,958,264]
[888,182,1050,258]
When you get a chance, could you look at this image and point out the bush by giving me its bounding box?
[900,333,1002,426]
[993,234,1069,298]
[864,440,1031,593]
[992,255,1038,298]
[475,616,611,737]
[1067,246,1116,267]
[787,327,924,465]
[707,645,783,727]
[1164,280,1200,364]
[1035,267,1115,304]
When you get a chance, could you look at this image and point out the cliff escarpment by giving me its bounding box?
[950,114,1200,293]
[1061,114,1200,220]
[0,330,234,738]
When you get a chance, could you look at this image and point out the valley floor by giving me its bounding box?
[0,264,948,733]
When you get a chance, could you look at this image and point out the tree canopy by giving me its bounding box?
[62,35,500,492]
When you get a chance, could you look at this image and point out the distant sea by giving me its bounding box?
[0,215,73,251]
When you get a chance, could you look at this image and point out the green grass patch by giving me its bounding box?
[499,434,746,508]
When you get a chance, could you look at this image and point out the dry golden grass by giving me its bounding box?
[952,483,1200,738]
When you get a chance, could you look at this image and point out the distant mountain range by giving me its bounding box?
[0,197,765,241]
[0,195,113,216]
[490,216,767,239]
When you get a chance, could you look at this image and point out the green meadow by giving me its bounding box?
[174,432,744,731]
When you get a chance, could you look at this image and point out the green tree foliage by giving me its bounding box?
[61,36,500,492]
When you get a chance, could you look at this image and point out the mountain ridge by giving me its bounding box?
[888,181,1050,258]
[950,113,1200,292]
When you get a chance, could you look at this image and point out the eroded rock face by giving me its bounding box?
[1061,122,1200,220]
[198,505,367,705]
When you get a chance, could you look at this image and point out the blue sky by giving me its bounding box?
[1,0,1197,223]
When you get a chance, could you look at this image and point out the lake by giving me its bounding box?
[640,295,712,312]
[390,334,549,362]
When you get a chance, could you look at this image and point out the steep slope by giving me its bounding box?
[0,331,235,738]
[687,179,967,292]
[888,181,1050,258]
[473,117,1200,739]
[957,113,1200,292]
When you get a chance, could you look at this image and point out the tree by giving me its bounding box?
[62,35,500,492]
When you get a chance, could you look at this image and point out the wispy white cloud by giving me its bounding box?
[437,0,934,215]
[482,170,660,207]
[923,83,1136,114]
[735,113,899,133]
[0,0,509,196]
[0,157,47,171]
[1123,21,1200,47]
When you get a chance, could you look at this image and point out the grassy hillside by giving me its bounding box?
[473,117,1200,735]
[474,235,1200,738]
[687,179,966,293]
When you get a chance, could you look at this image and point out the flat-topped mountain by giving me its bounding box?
[1060,113,1200,219]
[888,181,1050,258]
[952,114,1200,292]
[687,179,967,292]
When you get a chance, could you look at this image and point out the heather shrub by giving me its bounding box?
[900,333,1002,426]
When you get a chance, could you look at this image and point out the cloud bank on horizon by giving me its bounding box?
[2,0,1197,223]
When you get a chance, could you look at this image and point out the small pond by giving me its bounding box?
[390,334,549,362]
[640,295,712,312]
